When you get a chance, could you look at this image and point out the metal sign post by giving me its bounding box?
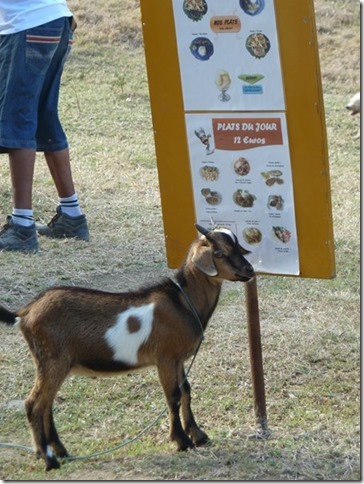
[245,277,267,431]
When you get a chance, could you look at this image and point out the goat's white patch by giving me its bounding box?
[46,446,54,458]
[104,303,154,365]
[14,317,21,327]
[216,228,237,243]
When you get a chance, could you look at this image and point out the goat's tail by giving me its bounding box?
[0,305,18,326]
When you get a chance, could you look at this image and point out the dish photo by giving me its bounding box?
[243,227,262,244]
[272,226,291,243]
[246,33,271,59]
[200,165,220,182]
[201,188,222,205]
[190,37,214,61]
[183,0,208,22]
[267,195,284,210]
[239,0,265,16]
[261,170,284,186]
[233,157,251,176]
[233,189,256,208]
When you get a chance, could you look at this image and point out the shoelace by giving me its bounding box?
[47,211,62,227]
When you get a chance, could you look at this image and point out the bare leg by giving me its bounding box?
[9,148,36,209]
[36,149,89,240]
[8,148,77,206]
[44,148,75,198]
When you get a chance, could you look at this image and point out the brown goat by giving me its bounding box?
[0,225,254,471]
[346,92,360,115]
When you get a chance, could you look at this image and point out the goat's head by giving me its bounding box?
[192,224,255,282]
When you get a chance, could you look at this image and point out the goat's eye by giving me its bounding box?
[214,250,224,258]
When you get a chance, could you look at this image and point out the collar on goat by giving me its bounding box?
[172,279,205,340]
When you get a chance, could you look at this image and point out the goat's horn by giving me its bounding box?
[195,224,210,236]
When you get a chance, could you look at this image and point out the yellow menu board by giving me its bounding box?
[140,0,336,279]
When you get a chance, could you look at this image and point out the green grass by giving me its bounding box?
[0,0,360,480]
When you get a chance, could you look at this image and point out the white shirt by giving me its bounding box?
[0,0,72,35]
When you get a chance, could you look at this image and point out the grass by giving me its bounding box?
[0,0,360,480]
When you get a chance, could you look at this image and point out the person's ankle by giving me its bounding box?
[11,208,34,227]
[59,193,83,217]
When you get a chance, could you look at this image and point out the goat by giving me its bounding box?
[0,224,254,471]
[346,92,360,139]
[346,92,360,115]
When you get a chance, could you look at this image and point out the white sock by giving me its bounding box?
[59,193,82,217]
[11,208,34,227]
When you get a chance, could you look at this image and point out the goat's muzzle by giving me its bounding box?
[235,264,255,282]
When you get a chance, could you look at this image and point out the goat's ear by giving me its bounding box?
[192,246,218,276]
[239,246,251,256]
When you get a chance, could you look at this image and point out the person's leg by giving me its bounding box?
[44,148,75,199]
[34,19,88,240]
[9,148,36,210]
[0,148,38,252]
[43,148,83,217]
[8,148,37,227]
[44,148,83,216]
[0,28,40,251]
[37,149,88,241]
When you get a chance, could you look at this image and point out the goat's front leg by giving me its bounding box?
[157,360,194,451]
[179,366,210,447]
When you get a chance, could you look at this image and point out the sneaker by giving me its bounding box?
[36,206,90,241]
[0,216,38,253]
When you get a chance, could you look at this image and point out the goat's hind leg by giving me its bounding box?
[25,364,69,471]
[25,394,61,470]
[46,406,69,458]
[179,368,210,447]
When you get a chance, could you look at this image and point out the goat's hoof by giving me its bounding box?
[55,448,69,458]
[189,428,210,447]
[177,438,195,451]
[194,434,210,447]
[45,457,60,471]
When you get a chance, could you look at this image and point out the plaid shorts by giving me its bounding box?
[0,17,73,153]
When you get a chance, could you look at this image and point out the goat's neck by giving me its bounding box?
[176,267,222,330]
